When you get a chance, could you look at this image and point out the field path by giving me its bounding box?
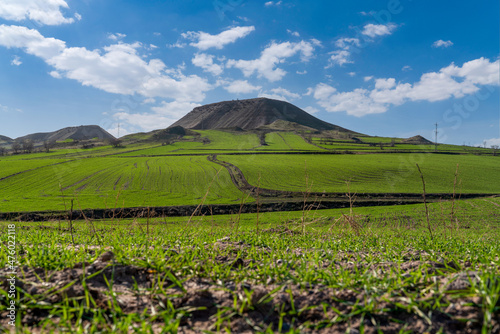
[207,154,496,203]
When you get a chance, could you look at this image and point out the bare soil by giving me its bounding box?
[1,248,497,333]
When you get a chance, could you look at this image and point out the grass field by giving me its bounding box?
[1,197,499,332]
[0,156,245,212]
[221,153,500,194]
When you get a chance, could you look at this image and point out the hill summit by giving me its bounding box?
[169,98,354,132]
[16,125,115,142]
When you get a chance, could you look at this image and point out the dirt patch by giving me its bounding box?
[1,252,497,333]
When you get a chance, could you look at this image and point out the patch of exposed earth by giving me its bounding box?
[1,246,498,333]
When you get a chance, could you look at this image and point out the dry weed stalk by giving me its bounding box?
[74,193,102,246]
[450,163,460,232]
[301,161,314,234]
[416,163,433,240]
[59,183,74,244]
[343,180,361,236]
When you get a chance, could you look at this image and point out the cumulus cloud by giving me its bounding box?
[114,101,200,132]
[312,57,500,117]
[224,80,261,94]
[362,23,397,38]
[108,33,126,41]
[269,87,300,99]
[335,38,360,49]
[182,26,255,50]
[0,0,77,25]
[327,50,352,67]
[0,25,213,102]
[287,29,300,37]
[227,41,315,81]
[191,53,224,76]
[432,40,453,48]
[11,55,21,65]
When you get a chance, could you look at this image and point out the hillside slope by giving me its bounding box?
[170,98,356,132]
[15,125,115,142]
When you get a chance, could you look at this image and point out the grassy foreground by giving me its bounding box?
[1,197,499,333]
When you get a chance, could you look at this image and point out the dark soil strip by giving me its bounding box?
[0,195,496,222]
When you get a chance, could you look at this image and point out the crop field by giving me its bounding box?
[1,197,499,332]
[195,130,261,150]
[221,153,500,194]
[0,156,244,212]
[255,132,318,151]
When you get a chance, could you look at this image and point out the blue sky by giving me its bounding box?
[0,0,498,146]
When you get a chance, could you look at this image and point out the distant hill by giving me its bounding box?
[15,125,115,143]
[0,135,12,143]
[402,135,434,145]
[169,98,356,132]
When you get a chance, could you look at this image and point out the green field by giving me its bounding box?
[0,156,244,212]
[1,130,499,213]
[221,153,500,194]
[1,197,499,332]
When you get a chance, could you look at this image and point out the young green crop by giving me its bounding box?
[221,153,500,194]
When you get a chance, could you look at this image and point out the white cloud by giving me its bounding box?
[0,25,213,102]
[167,41,186,48]
[182,26,255,50]
[224,80,261,94]
[335,38,360,49]
[227,40,315,81]
[432,40,453,48]
[108,33,126,41]
[270,87,300,99]
[362,23,397,38]
[364,76,373,82]
[115,101,200,132]
[327,50,352,67]
[287,29,300,37]
[0,24,66,59]
[296,70,307,75]
[402,65,412,71]
[312,57,500,117]
[348,72,356,77]
[304,106,319,114]
[0,0,76,25]
[11,55,21,65]
[142,98,156,104]
[265,1,283,7]
[310,38,322,47]
[258,92,290,102]
[374,78,396,90]
[74,13,81,21]
[191,53,224,76]
[483,138,500,147]
[359,11,376,16]
[49,70,61,78]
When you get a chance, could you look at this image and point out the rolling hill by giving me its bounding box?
[15,125,115,143]
[169,97,357,132]
[0,135,12,143]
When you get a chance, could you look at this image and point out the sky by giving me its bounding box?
[0,0,498,146]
